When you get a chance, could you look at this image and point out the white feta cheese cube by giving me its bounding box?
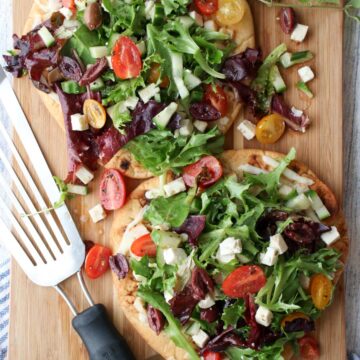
[237,120,256,140]
[106,56,113,69]
[192,330,209,348]
[298,66,315,83]
[216,237,242,264]
[198,294,216,309]
[75,166,94,184]
[138,83,160,103]
[59,7,74,19]
[299,273,310,290]
[163,248,187,265]
[144,0,155,19]
[291,106,303,118]
[164,291,174,303]
[204,20,217,31]
[186,322,201,336]
[88,204,107,223]
[260,247,278,266]
[193,120,208,132]
[164,178,187,197]
[179,119,194,136]
[320,226,340,246]
[269,234,288,255]
[133,297,148,323]
[291,24,309,43]
[133,273,147,283]
[71,113,89,131]
[145,188,163,200]
[189,11,203,26]
[255,306,273,327]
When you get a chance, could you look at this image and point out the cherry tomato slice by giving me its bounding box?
[216,0,246,26]
[130,234,157,257]
[85,244,112,279]
[112,36,142,80]
[222,265,266,298]
[204,84,228,117]
[298,335,320,360]
[194,0,218,15]
[281,312,309,329]
[83,99,106,129]
[148,63,170,88]
[100,169,126,211]
[310,273,333,310]
[62,0,76,11]
[203,351,222,360]
[255,113,285,144]
[182,155,223,188]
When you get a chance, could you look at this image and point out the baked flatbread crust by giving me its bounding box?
[110,149,349,360]
[24,1,255,179]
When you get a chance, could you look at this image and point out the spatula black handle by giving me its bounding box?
[72,304,135,360]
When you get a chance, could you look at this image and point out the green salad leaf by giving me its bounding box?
[221,299,246,328]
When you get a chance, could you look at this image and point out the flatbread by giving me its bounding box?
[23,1,255,179]
[110,149,349,360]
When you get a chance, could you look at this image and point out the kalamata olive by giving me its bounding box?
[84,2,103,31]
[279,8,296,34]
[147,305,165,335]
[79,57,108,86]
[200,305,219,323]
[189,102,221,121]
[109,253,129,279]
[191,267,214,300]
[59,56,83,81]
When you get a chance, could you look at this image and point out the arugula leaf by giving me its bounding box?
[276,218,294,234]
[137,287,200,360]
[221,300,245,328]
[161,0,191,15]
[130,256,154,279]
[111,108,132,133]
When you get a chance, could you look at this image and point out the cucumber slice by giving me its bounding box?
[90,78,105,91]
[152,102,178,129]
[61,80,86,94]
[306,190,331,220]
[156,247,166,268]
[183,69,202,91]
[280,51,314,69]
[152,230,182,248]
[296,81,314,99]
[170,51,189,99]
[177,16,195,29]
[67,184,88,196]
[89,46,108,59]
[152,4,165,26]
[107,33,121,53]
[286,193,311,211]
[305,208,319,222]
[270,65,286,93]
[278,184,297,200]
[38,26,55,47]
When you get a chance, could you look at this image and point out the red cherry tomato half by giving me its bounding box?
[204,84,228,116]
[130,234,157,257]
[100,169,126,211]
[222,265,267,298]
[111,36,142,80]
[203,351,222,360]
[298,335,320,360]
[62,0,76,10]
[85,244,112,279]
[182,156,223,188]
[194,0,219,15]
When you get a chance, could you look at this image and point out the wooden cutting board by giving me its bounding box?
[9,0,345,359]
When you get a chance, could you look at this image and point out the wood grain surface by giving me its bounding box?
[7,0,349,359]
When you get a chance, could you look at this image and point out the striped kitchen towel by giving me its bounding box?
[0,246,10,360]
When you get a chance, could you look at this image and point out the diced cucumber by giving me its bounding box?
[170,51,189,99]
[89,78,105,91]
[305,208,319,222]
[296,81,314,99]
[152,3,165,26]
[280,51,314,69]
[61,80,86,94]
[278,184,297,200]
[306,190,331,220]
[153,102,178,129]
[286,193,311,211]
[177,16,194,29]
[107,33,121,53]
[138,83,160,103]
[90,46,108,59]
[152,230,182,248]
[320,226,340,246]
[38,26,55,47]
[67,184,88,196]
[270,65,286,93]
[183,69,202,91]
[156,247,166,268]
[237,254,251,263]
[123,96,139,110]
[186,321,201,336]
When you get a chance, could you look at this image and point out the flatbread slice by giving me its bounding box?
[110,149,349,360]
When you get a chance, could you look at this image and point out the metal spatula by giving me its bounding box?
[0,65,135,360]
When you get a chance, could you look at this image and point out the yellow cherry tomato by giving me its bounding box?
[255,113,285,144]
[281,312,310,329]
[83,99,106,129]
[216,0,246,26]
[310,274,333,310]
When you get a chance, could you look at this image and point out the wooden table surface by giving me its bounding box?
[0,0,359,357]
